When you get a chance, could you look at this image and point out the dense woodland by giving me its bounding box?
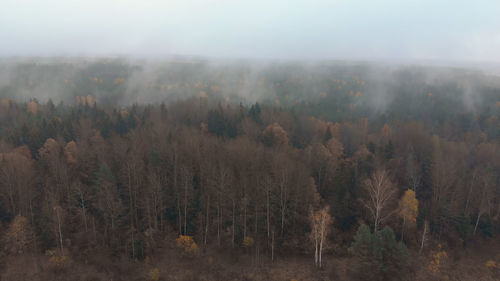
[0,59,499,280]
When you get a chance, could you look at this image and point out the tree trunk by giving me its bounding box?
[244,204,247,239]
[314,240,318,267]
[177,197,182,235]
[267,187,270,239]
[419,221,427,254]
[401,216,406,242]
[217,196,221,247]
[232,198,235,248]
[127,164,134,229]
[205,194,210,245]
[79,191,88,232]
[473,212,482,235]
[92,216,97,243]
[131,230,135,259]
[271,230,274,262]
[55,208,64,254]
[255,205,258,234]
[184,173,188,235]
[319,235,323,268]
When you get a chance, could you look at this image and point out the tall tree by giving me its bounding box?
[309,206,332,268]
[363,168,397,232]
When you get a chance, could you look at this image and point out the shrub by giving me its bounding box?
[485,260,496,269]
[175,235,199,257]
[149,267,160,281]
[428,245,448,274]
[3,215,33,254]
[46,250,72,271]
[242,236,254,248]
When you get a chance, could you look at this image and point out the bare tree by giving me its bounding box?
[362,168,397,232]
[309,206,332,268]
[473,171,495,235]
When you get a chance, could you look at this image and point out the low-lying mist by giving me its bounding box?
[1,57,499,122]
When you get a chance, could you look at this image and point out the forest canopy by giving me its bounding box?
[0,59,499,280]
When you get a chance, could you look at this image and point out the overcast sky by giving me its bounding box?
[1,0,499,62]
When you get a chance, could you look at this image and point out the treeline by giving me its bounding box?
[0,97,499,280]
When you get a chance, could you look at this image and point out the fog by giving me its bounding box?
[1,0,500,114]
[1,0,500,62]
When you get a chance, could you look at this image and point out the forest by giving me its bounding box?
[0,59,499,280]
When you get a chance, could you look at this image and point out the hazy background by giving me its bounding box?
[1,0,500,63]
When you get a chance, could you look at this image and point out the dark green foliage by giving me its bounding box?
[249,103,262,124]
[207,108,238,138]
[0,60,499,280]
[349,225,409,281]
[455,214,473,241]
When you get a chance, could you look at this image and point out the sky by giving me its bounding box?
[1,0,500,62]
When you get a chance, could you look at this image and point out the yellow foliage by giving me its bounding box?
[4,215,32,254]
[428,246,447,273]
[176,235,199,257]
[399,189,418,223]
[149,267,160,281]
[242,236,254,248]
[120,110,130,118]
[200,91,207,98]
[320,92,327,98]
[187,242,199,255]
[496,101,500,108]
[486,260,497,268]
[48,252,71,270]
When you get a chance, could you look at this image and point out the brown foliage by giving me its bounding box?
[3,215,33,254]
[64,141,78,164]
[262,122,289,146]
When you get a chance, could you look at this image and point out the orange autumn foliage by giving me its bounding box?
[399,189,418,224]
[175,235,199,257]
